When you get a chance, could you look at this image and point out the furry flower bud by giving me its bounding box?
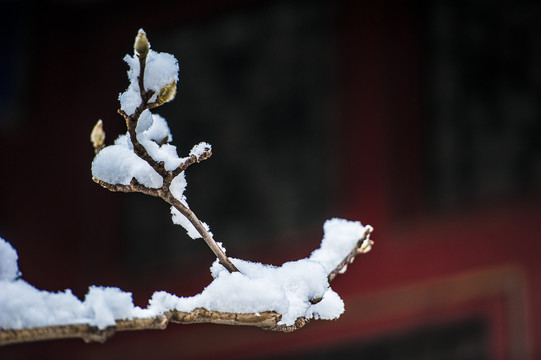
[157,81,177,105]
[134,29,149,56]
[90,120,106,153]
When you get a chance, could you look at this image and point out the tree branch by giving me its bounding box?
[0,227,372,345]
[0,30,375,346]
[0,309,307,345]
[92,30,237,273]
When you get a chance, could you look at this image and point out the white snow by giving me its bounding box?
[82,287,144,329]
[191,257,336,325]
[168,172,213,239]
[0,237,19,281]
[0,281,145,330]
[93,30,211,195]
[189,142,211,158]
[170,207,200,239]
[170,206,213,240]
[118,87,141,116]
[90,29,216,236]
[104,39,187,179]
[113,133,133,149]
[310,218,373,273]
[0,219,371,330]
[135,109,154,134]
[143,114,172,143]
[143,50,179,100]
[170,172,188,203]
[310,288,344,320]
[134,110,183,171]
[119,43,179,115]
[141,140,183,171]
[91,108,184,187]
[91,145,163,188]
[0,238,147,329]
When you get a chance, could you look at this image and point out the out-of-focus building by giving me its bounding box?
[1,1,540,359]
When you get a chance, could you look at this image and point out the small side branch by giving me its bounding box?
[162,192,238,272]
[92,30,236,273]
[172,149,212,178]
[92,176,238,272]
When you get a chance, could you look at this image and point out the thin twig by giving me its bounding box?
[93,175,237,272]
[161,191,238,272]
[175,149,213,176]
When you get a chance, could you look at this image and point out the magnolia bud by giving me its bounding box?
[91,119,105,153]
[157,81,177,105]
[134,29,149,56]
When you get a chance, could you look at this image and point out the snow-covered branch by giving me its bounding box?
[91,29,237,273]
[0,224,372,345]
[0,30,374,345]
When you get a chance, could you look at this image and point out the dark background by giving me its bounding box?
[1,0,540,359]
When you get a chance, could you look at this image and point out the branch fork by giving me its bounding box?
[91,30,237,273]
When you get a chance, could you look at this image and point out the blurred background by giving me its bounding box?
[1,0,540,359]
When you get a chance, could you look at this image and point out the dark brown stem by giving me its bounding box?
[92,176,238,273]
[162,192,238,272]
[172,148,212,179]
[137,53,147,101]
[118,105,163,173]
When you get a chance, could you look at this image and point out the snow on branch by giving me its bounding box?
[0,30,374,345]
[91,29,236,272]
[0,225,372,345]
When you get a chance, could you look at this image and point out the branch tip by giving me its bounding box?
[134,30,149,57]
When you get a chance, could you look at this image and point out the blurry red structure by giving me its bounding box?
[1,1,539,359]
